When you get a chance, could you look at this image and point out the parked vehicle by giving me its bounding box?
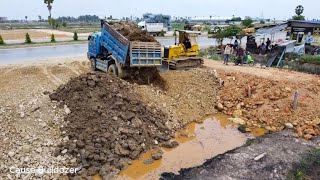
[87,20,162,78]
[138,21,168,36]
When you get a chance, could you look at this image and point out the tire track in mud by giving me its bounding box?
[41,66,65,86]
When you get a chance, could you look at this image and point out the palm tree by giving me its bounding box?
[295,5,304,16]
[25,16,28,22]
[44,0,54,19]
[38,15,42,25]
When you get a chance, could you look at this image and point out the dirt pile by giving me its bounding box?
[216,71,320,139]
[49,72,179,177]
[110,22,157,42]
[135,68,220,124]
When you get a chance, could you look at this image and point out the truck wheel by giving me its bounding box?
[108,64,118,76]
[90,58,97,71]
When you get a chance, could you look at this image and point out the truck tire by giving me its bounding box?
[116,63,128,79]
[108,64,118,76]
[90,58,97,71]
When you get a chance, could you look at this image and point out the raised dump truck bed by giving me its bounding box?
[87,20,162,78]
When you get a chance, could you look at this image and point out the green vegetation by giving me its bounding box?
[287,148,320,180]
[50,34,56,42]
[171,23,185,30]
[73,31,78,41]
[0,40,87,49]
[62,22,67,27]
[209,25,241,45]
[292,15,305,20]
[199,46,223,61]
[44,0,54,19]
[300,55,320,65]
[242,17,254,28]
[25,33,32,43]
[0,35,4,45]
[292,5,305,20]
[159,30,165,37]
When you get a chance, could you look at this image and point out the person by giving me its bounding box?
[183,38,192,49]
[233,40,239,51]
[259,43,267,55]
[236,47,245,65]
[223,44,233,65]
[266,38,271,52]
[305,32,314,46]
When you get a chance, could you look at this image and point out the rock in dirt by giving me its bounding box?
[49,72,176,177]
[285,123,294,129]
[254,153,267,161]
[151,149,163,160]
[228,118,246,125]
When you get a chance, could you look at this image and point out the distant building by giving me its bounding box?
[287,20,320,43]
[0,17,8,22]
[189,16,233,25]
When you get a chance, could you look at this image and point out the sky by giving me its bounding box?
[0,0,319,20]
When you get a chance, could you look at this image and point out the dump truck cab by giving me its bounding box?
[87,33,101,59]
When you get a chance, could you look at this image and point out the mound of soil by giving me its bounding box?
[216,71,320,139]
[49,72,178,176]
[135,68,220,124]
[110,22,157,42]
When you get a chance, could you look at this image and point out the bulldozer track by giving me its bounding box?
[41,66,65,86]
[168,58,204,70]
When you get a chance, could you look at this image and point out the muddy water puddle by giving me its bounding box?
[115,114,265,180]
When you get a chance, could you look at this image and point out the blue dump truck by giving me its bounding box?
[87,20,162,78]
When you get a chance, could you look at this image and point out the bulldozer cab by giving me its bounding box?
[175,30,200,47]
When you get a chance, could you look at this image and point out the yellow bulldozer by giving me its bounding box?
[162,30,203,70]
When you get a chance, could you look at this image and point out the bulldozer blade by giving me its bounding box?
[158,61,170,72]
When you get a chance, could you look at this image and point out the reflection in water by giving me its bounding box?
[118,114,259,180]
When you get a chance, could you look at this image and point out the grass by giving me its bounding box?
[287,148,320,180]
[171,23,186,30]
[300,55,320,65]
[0,40,87,49]
[199,46,223,61]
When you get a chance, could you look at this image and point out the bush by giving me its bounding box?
[62,22,67,27]
[159,30,165,37]
[51,34,56,42]
[0,35,4,45]
[73,32,78,41]
[287,148,320,180]
[300,55,320,65]
[25,33,31,43]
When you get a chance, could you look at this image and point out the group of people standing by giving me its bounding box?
[223,40,245,65]
[223,37,273,65]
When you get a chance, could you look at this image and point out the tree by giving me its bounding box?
[25,16,28,22]
[210,25,242,45]
[295,5,304,16]
[159,30,165,37]
[25,33,31,43]
[73,32,78,41]
[292,5,305,20]
[48,18,57,29]
[242,18,253,28]
[51,34,56,42]
[44,0,54,19]
[0,35,4,45]
[292,15,305,20]
[62,22,67,27]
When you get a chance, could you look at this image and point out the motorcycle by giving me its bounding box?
[233,52,254,66]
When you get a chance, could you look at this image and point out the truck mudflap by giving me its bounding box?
[130,42,162,67]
